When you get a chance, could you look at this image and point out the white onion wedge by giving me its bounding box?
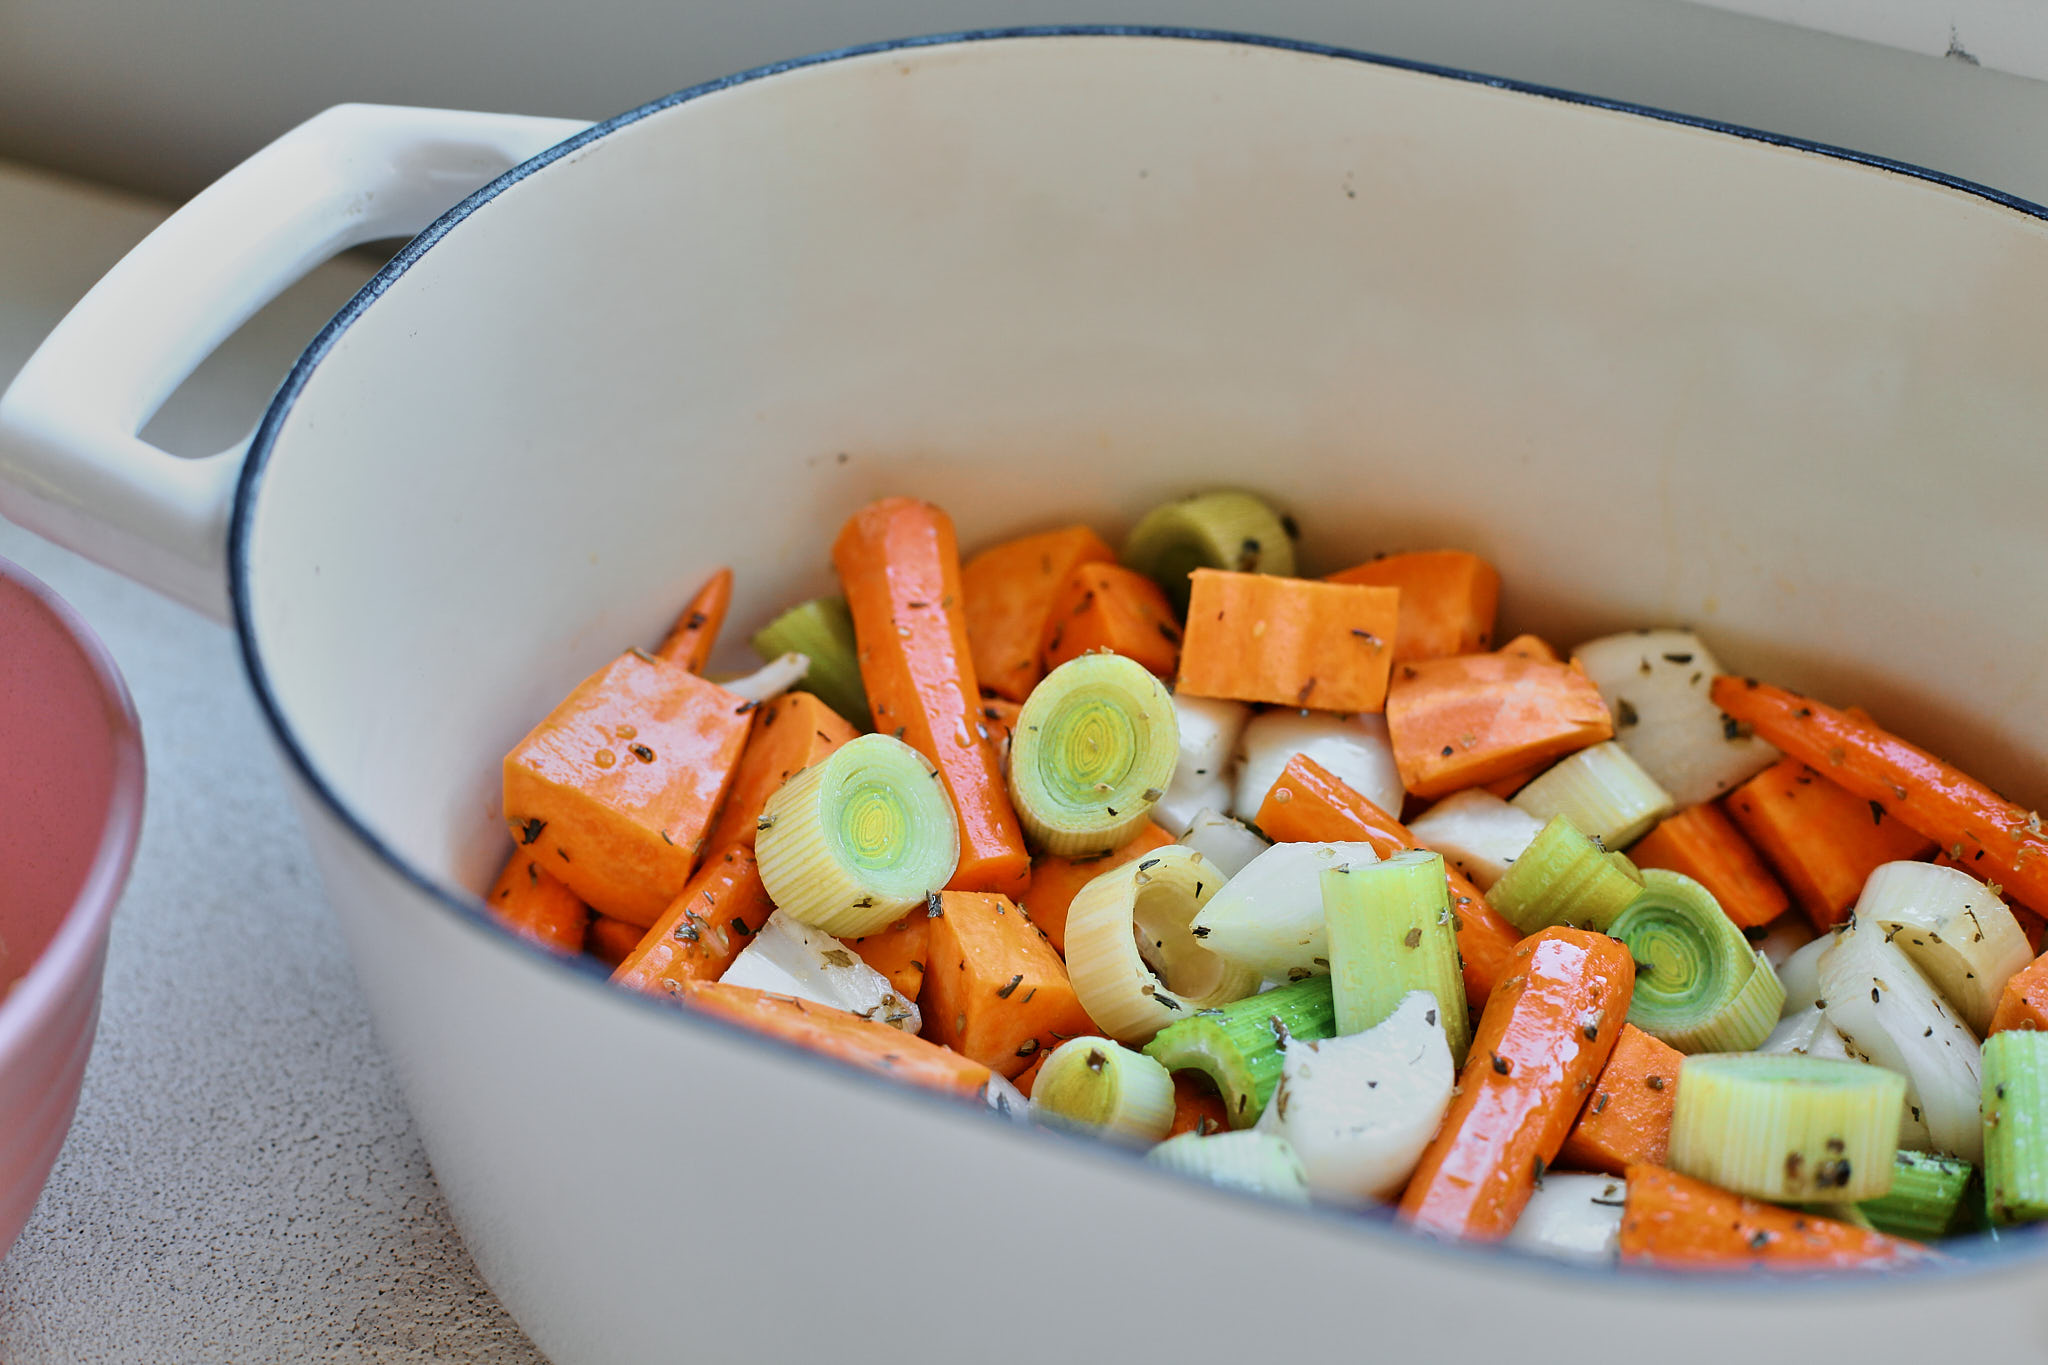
[1778,932,1834,1016]
[1571,629,1779,807]
[1232,710,1403,823]
[1407,788,1545,891]
[1188,840,1379,981]
[1853,860,2035,1035]
[720,911,921,1033]
[1505,1173,1628,1265]
[1175,806,1269,878]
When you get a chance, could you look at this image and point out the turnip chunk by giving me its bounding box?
[1506,1173,1628,1265]
[1407,788,1544,891]
[1571,629,1778,807]
[1154,694,1249,835]
[1174,806,1269,879]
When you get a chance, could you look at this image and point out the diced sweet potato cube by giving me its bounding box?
[1042,562,1182,679]
[961,525,1116,703]
[1723,758,1934,932]
[1326,550,1500,663]
[1178,569,1399,712]
[483,851,589,953]
[702,691,858,855]
[924,891,1096,1078]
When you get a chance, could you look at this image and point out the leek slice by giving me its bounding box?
[1155,694,1249,835]
[1853,860,2035,1035]
[1175,807,1269,879]
[755,733,960,937]
[1029,1037,1176,1144]
[1255,991,1454,1201]
[1510,741,1674,851]
[1505,1174,1629,1266]
[1570,628,1779,807]
[1488,815,1643,934]
[1064,845,1260,1043]
[718,910,922,1032]
[1121,489,1296,611]
[1858,1151,1976,1240]
[1321,851,1471,1065]
[1187,840,1379,983]
[1145,1131,1311,1204]
[1818,917,1983,1161]
[751,597,871,730]
[1232,709,1404,826]
[1141,976,1337,1128]
[1609,870,1784,1052]
[1777,932,1834,1016]
[1406,788,1544,892]
[1668,1053,1904,1202]
[1983,1031,2048,1224]
[1008,653,1178,857]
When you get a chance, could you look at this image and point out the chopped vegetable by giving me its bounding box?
[1384,650,1612,799]
[1989,952,2048,1036]
[1571,629,1778,807]
[924,890,1097,1078]
[750,597,872,730]
[960,524,1116,702]
[1983,1031,2047,1224]
[1141,976,1337,1127]
[654,566,733,672]
[1723,757,1935,932]
[1177,569,1398,713]
[1505,1173,1629,1265]
[1121,489,1296,612]
[1041,561,1182,679]
[1167,1072,1233,1137]
[1173,806,1269,878]
[1608,870,1784,1053]
[1626,802,1790,929]
[1322,851,1471,1065]
[1758,1005,1855,1063]
[1023,820,1175,956]
[1405,788,1544,892]
[1852,860,2035,1036]
[1668,1054,1903,1202]
[754,732,960,937]
[721,910,923,1034]
[584,913,643,968]
[482,850,590,954]
[1007,652,1178,856]
[1400,927,1635,1241]
[673,980,990,1099]
[834,497,1029,894]
[702,691,858,855]
[1487,814,1643,935]
[1510,740,1674,850]
[1231,708,1404,827]
[1558,1024,1684,1176]
[1029,1037,1176,1143]
[1858,1151,1977,1240]
[1325,549,1500,662]
[1144,1130,1311,1204]
[1152,692,1248,835]
[612,844,777,995]
[847,912,930,1001]
[1187,840,1378,983]
[1618,1164,1930,1270]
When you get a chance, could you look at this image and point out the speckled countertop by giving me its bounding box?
[0,160,547,1363]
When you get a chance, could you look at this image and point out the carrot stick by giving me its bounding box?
[611,844,776,995]
[1556,1024,1683,1176]
[1711,677,2048,916]
[482,851,589,954]
[924,891,1097,1078]
[1628,803,1791,929]
[1399,927,1635,1241]
[1024,821,1175,956]
[585,914,644,968]
[1723,757,1934,932]
[1385,651,1612,798]
[1042,562,1182,680]
[1326,550,1500,663]
[1255,754,1520,1007]
[961,525,1116,702]
[673,980,991,1099]
[834,499,1030,895]
[1166,1072,1232,1138]
[701,691,858,855]
[1988,953,2048,1036]
[1177,569,1399,712]
[654,567,733,672]
[1619,1164,1931,1270]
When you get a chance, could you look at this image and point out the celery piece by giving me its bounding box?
[1487,815,1642,935]
[1611,870,1783,1053]
[1857,1151,1976,1240]
[1983,1031,2048,1225]
[1511,740,1675,851]
[751,596,871,730]
[1142,976,1336,1129]
[1120,489,1296,613]
[1008,654,1178,857]
[1320,850,1470,1066]
[1668,1053,1904,1203]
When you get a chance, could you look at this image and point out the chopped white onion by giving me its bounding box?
[1152,775,1233,843]
[1187,840,1378,981]
[720,651,811,704]
[1757,1004,1852,1061]
[1852,860,2036,1035]
[1778,933,1835,1016]
[1233,709,1404,823]
[1255,991,1454,1202]
[1407,788,1545,891]
[720,911,921,1034]
[1155,695,1249,834]
[983,1071,1031,1122]
[1505,1173,1628,1265]
[1175,807,1270,879]
[1571,629,1779,807]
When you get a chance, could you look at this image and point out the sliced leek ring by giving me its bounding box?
[1669,1053,1905,1203]
[1008,654,1178,857]
[1029,1037,1175,1144]
[1609,870,1784,1052]
[755,733,959,936]
[1065,844,1260,1044]
[1145,1131,1311,1204]
[1511,740,1675,850]
[1121,490,1296,611]
[1488,815,1643,934]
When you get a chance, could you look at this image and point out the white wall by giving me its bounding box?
[6,0,2048,205]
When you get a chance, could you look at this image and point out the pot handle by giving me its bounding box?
[0,103,590,621]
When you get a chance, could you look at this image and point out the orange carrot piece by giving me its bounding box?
[961,525,1116,702]
[1167,1072,1232,1138]
[1556,1024,1683,1176]
[1619,1165,1931,1270]
[1177,569,1399,712]
[482,851,589,954]
[653,567,733,672]
[1013,1050,1051,1097]
[1024,821,1175,956]
[701,691,859,855]
[1256,755,1519,1007]
[585,914,644,968]
[1628,803,1791,929]
[674,980,991,1099]
[1385,651,1612,799]
[977,693,1021,763]
[1042,562,1182,679]
[1399,927,1635,1241]
[1326,550,1501,663]
[849,913,932,1002]
[834,499,1030,896]
[502,650,753,925]
[611,845,776,995]
[1711,677,2048,918]
[1723,758,1934,932]
[924,891,1097,1078]
[1988,953,2048,1035]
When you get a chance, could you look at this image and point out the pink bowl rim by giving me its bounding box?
[0,555,146,1070]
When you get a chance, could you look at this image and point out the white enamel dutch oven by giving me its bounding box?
[3,27,2046,1363]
